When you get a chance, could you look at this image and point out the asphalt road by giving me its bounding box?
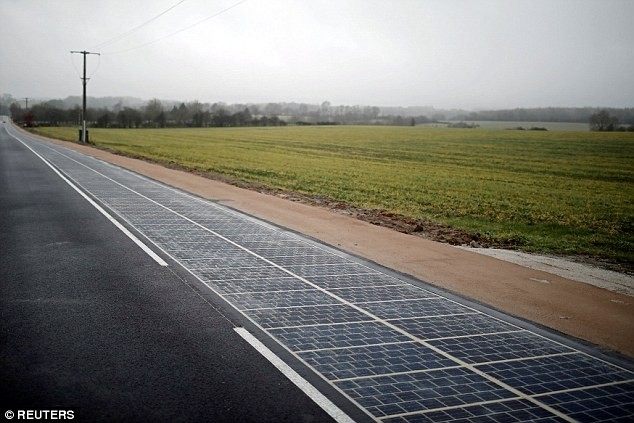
[0,122,338,422]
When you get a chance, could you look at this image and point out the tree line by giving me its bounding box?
[5,97,431,128]
[2,93,633,129]
[7,99,288,128]
[457,107,634,126]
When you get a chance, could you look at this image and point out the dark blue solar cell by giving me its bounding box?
[477,355,633,395]
[429,331,574,364]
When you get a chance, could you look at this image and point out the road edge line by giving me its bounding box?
[234,327,357,423]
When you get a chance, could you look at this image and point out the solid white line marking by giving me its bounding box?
[10,134,168,267]
[234,327,356,423]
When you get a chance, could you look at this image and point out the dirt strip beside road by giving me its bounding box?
[28,132,634,359]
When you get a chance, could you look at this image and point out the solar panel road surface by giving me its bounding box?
[7,126,634,422]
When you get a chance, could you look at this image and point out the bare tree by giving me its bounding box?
[144,98,164,127]
[589,110,619,131]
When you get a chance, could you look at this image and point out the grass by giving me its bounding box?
[33,125,634,267]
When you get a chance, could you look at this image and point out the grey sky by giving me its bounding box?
[1,0,633,109]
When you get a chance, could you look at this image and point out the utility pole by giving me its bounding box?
[70,50,100,143]
[22,97,30,127]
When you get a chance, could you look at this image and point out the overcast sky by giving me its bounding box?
[1,0,633,109]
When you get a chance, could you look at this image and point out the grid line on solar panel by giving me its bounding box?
[213,227,283,236]
[335,367,519,418]
[151,240,231,252]
[242,248,320,257]
[169,250,246,261]
[387,314,523,341]
[380,398,566,422]
[234,242,313,252]
[140,227,213,235]
[423,329,528,343]
[149,235,230,245]
[357,298,476,320]
[244,304,376,328]
[265,255,352,267]
[177,257,266,270]
[297,341,415,354]
[535,382,634,423]
[204,277,312,294]
[475,353,634,396]
[176,248,256,259]
[122,211,179,220]
[306,274,410,289]
[196,266,291,281]
[270,322,412,352]
[187,218,236,225]
[223,289,345,310]
[224,234,300,243]
[298,342,459,381]
[126,217,187,226]
[470,351,580,367]
[428,331,576,364]
[171,243,245,253]
[329,285,438,304]
[283,264,381,277]
[386,313,480,323]
[135,222,196,228]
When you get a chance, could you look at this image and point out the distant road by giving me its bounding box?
[0,121,338,422]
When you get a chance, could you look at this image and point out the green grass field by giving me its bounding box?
[34,126,634,267]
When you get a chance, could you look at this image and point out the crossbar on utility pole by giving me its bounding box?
[70,50,100,143]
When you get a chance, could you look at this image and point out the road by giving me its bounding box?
[2,121,633,422]
[0,121,344,422]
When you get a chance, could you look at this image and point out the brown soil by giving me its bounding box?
[22,131,634,359]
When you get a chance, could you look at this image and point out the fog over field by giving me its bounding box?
[1,0,633,109]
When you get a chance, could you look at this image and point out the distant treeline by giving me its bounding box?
[456,107,634,125]
[2,93,633,128]
[6,99,288,128]
[5,97,428,128]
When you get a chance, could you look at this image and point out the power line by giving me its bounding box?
[93,0,188,50]
[103,0,248,55]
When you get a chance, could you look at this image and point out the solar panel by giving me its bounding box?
[24,137,634,422]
